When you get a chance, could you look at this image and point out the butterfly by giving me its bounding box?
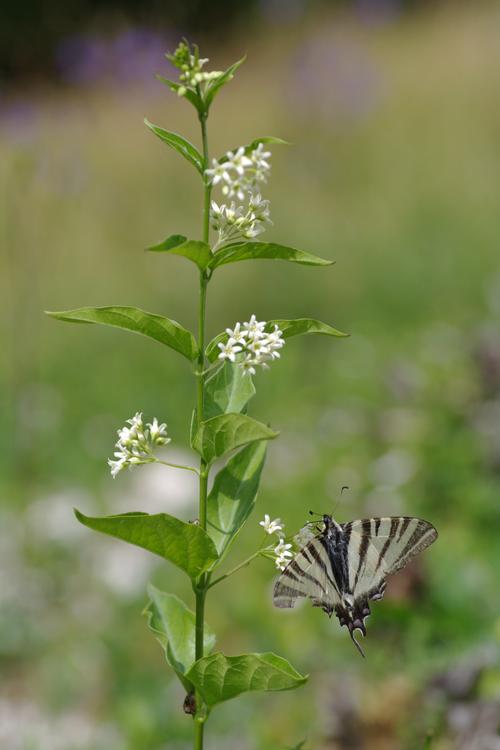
[273,514,438,656]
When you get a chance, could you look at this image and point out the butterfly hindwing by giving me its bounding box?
[273,536,340,615]
[334,516,438,654]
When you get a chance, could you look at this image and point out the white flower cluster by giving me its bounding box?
[207,143,272,245]
[259,515,292,571]
[217,315,285,375]
[274,539,293,571]
[168,41,222,97]
[108,412,170,479]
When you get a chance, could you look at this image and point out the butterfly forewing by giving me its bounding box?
[273,536,340,615]
[343,516,438,600]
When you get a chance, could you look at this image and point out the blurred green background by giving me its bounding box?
[2,1,500,748]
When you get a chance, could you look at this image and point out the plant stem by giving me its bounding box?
[157,460,199,474]
[193,108,212,749]
[207,549,264,589]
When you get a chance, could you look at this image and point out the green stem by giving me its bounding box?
[194,719,205,750]
[207,548,264,589]
[193,108,212,748]
[157,460,199,474]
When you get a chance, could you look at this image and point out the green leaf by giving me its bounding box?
[74,510,218,580]
[217,135,288,163]
[144,585,215,690]
[144,118,203,173]
[147,235,212,272]
[203,362,255,420]
[186,652,307,707]
[156,75,203,111]
[207,441,267,561]
[209,241,333,270]
[204,56,246,109]
[192,413,278,464]
[46,306,198,362]
[148,233,187,251]
[205,318,347,362]
[269,318,349,340]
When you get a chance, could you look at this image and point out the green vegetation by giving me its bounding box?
[1,4,499,748]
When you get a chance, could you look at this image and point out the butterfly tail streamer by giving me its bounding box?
[348,623,366,658]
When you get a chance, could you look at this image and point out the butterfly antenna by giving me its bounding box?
[308,510,322,516]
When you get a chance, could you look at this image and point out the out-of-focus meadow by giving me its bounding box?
[2,2,500,748]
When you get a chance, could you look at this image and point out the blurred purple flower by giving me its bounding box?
[0,98,39,144]
[288,30,382,123]
[259,0,307,25]
[355,0,404,26]
[55,28,176,87]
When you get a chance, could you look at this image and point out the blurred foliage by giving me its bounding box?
[1,2,500,749]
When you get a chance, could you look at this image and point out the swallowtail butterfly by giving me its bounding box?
[273,514,438,656]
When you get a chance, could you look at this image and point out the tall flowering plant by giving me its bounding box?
[47,41,347,749]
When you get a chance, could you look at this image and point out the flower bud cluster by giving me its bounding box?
[210,194,271,243]
[167,41,222,97]
[217,315,285,375]
[108,413,170,479]
[207,143,272,245]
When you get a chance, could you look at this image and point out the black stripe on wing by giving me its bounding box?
[337,516,438,656]
[273,537,339,614]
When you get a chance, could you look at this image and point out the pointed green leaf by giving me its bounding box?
[203,362,255,420]
[204,56,246,109]
[156,75,203,111]
[217,136,288,163]
[269,318,349,340]
[46,306,198,362]
[192,413,278,464]
[144,118,203,173]
[74,510,218,580]
[147,235,212,271]
[144,585,215,690]
[207,441,267,560]
[209,241,333,270]
[205,318,347,363]
[148,233,187,251]
[186,652,307,707]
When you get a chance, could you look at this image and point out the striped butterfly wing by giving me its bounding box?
[338,516,438,653]
[273,535,340,615]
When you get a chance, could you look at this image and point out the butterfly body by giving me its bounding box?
[273,514,438,657]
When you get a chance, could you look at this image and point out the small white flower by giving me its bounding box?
[247,338,270,357]
[240,354,257,376]
[225,322,247,344]
[217,340,242,362]
[251,142,271,171]
[225,146,252,176]
[205,159,232,187]
[274,538,293,570]
[243,314,266,340]
[266,324,284,347]
[259,514,283,535]
[147,418,170,446]
[108,456,127,479]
